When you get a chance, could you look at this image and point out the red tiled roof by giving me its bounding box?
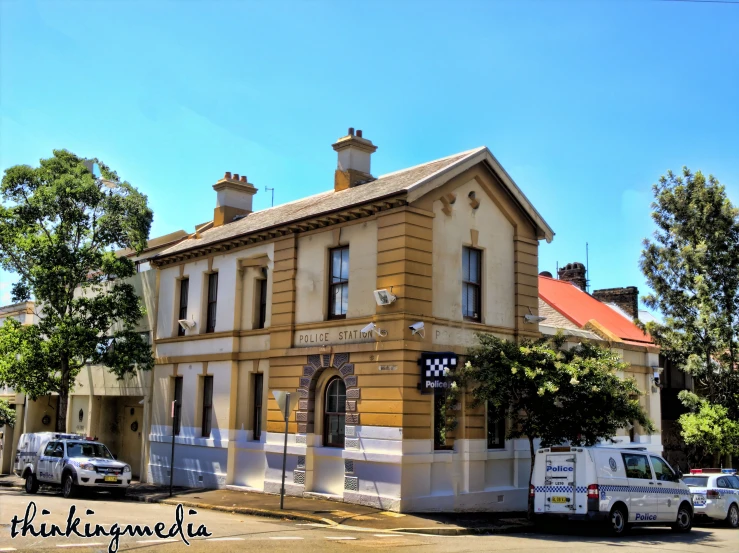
[538,276,653,345]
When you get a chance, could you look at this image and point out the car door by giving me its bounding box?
[716,476,733,516]
[51,442,65,484]
[37,442,55,482]
[622,452,659,523]
[649,455,679,522]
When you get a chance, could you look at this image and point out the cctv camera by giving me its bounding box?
[361,322,376,334]
[409,321,425,338]
[524,314,547,324]
[178,319,195,331]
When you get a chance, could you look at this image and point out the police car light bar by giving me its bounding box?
[690,469,702,474]
[722,469,737,474]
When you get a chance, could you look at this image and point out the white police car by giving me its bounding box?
[531,446,693,535]
[683,469,739,528]
[16,433,132,499]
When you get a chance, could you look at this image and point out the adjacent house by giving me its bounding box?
[147,128,554,512]
[537,266,663,452]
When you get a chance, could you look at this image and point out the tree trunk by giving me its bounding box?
[56,355,70,433]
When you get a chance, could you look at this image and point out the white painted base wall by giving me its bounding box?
[147,425,663,512]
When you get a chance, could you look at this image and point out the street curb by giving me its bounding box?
[392,523,534,536]
[126,494,338,526]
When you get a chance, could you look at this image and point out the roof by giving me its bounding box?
[538,276,653,345]
[155,146,554,259]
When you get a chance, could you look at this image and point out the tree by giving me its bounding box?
[0,150,154,432]
[640,167,739,416]
[451,333,654,482]
[678,391,739,466]
[0,399,15,428]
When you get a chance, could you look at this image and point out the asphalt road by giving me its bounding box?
[1,488,737,553]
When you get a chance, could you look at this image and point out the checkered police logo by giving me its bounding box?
[419,352,457,394]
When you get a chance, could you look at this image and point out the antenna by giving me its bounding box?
[586,242,590,293]
[265,186,275,207]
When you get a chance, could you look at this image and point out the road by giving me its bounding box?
[0,488,737,553]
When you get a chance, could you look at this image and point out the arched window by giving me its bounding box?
[323,377,346,448]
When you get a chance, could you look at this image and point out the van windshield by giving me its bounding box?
[65,442,114,459]
[682,476,709,487]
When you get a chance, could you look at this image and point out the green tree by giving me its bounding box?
[678,391,739,466]
[640,167,739,415]
[0,150,154,432]
[451,333,654,482]
[0,399,15,427]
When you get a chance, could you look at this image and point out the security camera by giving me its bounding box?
[361,322,387,337]
[409,321,425,338]
[652,367,662,388]
[178,319,196,331]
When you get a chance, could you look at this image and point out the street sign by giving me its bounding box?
[272,390,300,421]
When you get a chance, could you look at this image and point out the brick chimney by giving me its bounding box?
[558,262,587,291]
[212,172,258,227]
[593,286,639,320]
[332,128,377,192]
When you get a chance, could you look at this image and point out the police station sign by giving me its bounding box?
[418,352,457,394]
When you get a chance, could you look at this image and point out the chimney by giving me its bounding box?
[332,127,377,192]
[212,172,258,227]
[558,262,587,291]
[592,286,639,320]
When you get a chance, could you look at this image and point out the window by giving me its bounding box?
[727,475,739,489]
[53,443,64,458]
[650,456,677,482]
[462,247,481,322]
[328,247,349,319]
[206,273,218,333]
[201,375,214,437]
[323,377,346,447]
[717,477,730,489]
[173,376,183,436]
[252,373,263,441]
[256,270,267,329]
[486,403,506,449]
[178,278,189,336]
[43,442,56,457]
[622,453,652,480]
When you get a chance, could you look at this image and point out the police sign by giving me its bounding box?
[418,352,457,394]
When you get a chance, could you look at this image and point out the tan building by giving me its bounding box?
[147,129,554,512]
[0,231,187,480]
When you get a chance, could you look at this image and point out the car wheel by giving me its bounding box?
[609,505,629,536]
[25,473,39,494]
[672,503,693,533]
[726,504,739,529]
[62,474,76,499]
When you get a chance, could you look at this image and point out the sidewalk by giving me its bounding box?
[0,474,532,535]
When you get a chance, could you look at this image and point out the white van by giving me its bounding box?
[530,445,693,535]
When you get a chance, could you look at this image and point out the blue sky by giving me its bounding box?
[1,0,738,310]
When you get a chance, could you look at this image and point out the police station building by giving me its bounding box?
[146,129,556,512]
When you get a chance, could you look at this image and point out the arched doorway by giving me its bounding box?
[323,377,346,448]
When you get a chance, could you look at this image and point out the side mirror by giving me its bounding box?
[676,469,683,480]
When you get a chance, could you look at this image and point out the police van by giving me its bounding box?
[531,445,693,535]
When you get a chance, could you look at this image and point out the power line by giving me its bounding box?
[655,0,739,4]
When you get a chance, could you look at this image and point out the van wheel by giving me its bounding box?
[25,473,39,494]
[726,504,739,529]
[608,505,629,536]
[62,474,76,499]
[672,503,693,533]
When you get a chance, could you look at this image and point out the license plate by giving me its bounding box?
[104,475,117,482]
[551,496,568,504]
[693,496,706,506]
